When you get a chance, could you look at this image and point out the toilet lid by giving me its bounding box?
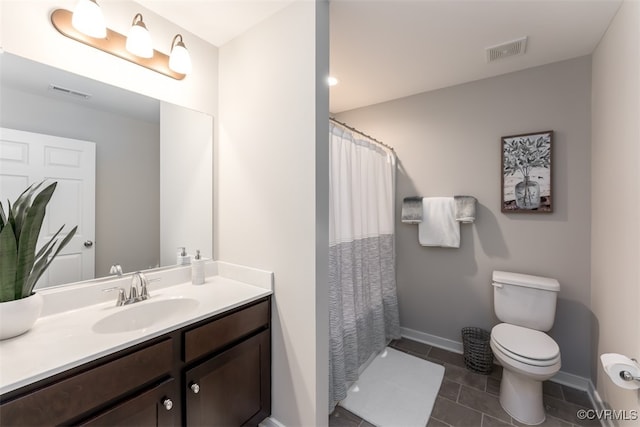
[491,323,559,361]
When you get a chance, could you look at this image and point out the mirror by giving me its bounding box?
[0,52,213,286]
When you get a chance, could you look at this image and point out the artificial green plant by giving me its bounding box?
[0,182,77,303]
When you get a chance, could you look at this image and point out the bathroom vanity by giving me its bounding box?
[0,262,273,426]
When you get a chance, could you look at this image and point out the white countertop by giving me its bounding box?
[0,261,273,395]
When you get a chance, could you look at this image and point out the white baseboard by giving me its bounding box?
[259,417,286,427]
[588,388,613,427]
[550,370,591,391]
[401,326,464,354]
[400,325,606,421]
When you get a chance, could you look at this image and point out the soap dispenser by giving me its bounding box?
[177,247,191,265]
[191,250,205,285]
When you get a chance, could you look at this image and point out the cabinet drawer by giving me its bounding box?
[184,300,269,363]
[0,339,173,426]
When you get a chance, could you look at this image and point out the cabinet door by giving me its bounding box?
[79,379,177,427]
[185,330,270,427]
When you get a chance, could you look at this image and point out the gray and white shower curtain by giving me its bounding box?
[329,123,401,411]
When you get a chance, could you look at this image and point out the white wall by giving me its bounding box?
[591,0,640,419]
[217,0,329,425]
[0,0,218,116]
[336,57,593,378]
[160,101,213,265]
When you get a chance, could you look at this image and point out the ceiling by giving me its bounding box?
[138,0,622,114]
[137,0,295,46]
[329,0,621,113]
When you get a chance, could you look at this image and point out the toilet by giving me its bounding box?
[490,271,561,425]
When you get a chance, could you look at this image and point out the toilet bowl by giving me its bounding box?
[490,323,561,425]
[490,271,561,425]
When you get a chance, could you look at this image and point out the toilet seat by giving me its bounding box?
[491,323,560,367]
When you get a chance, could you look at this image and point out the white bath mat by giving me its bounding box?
[340,347,445,427]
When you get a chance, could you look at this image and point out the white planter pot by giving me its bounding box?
[0,293,44,340]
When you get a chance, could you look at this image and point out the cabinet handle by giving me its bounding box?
[162,398,173,411]
[190,382,200,394]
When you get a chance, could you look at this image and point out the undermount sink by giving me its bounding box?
[93,298,199,334]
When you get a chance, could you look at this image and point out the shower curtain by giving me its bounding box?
[329,122,401,411]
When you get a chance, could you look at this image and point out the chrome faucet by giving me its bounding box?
[109,264,123,276]
[103,271,155,307]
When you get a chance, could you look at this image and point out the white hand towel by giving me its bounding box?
[418,197,460,248]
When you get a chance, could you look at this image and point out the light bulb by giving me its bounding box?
[71,0,107,39]
[126,14,153,58]
[169,35,192,75]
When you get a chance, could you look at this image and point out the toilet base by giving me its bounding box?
[499,368,545,425]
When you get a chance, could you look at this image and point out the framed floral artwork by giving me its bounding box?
[501,131,553,213]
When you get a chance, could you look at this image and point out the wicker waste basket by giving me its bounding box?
[461,327,493,375]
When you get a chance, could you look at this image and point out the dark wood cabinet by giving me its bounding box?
[185,330,270,427]
[0,297,271,427]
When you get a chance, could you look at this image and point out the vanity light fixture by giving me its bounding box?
[51,7,190,80]
[71,0,106,39]
[125,13,153,58]
[169,34,192,75]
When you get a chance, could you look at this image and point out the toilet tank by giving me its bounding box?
[492,270,560,331]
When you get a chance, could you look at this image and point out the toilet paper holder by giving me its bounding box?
[600,353,640,390]
[620,358,640,383]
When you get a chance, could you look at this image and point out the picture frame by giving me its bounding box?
[501,130,553,213]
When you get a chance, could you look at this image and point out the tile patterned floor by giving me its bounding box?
[329,338,598,427]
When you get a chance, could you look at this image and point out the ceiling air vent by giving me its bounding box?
[48,84,92,100]
[486,37,528,63]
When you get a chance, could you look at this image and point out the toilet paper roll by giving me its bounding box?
[600,353,640,390]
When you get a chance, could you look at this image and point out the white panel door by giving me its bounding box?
[0,127,96,288]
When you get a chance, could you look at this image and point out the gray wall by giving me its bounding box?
[336,56,592,377]
[0,86,160,278]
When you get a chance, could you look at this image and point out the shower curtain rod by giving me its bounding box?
[330,117,394,152]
